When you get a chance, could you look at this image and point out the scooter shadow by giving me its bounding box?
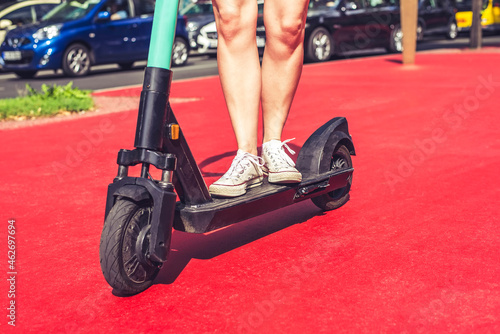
[154,199,323,285]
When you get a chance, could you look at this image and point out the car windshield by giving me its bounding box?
[455,0,489,11]
[41,0,101,22]
[180,2,213,15]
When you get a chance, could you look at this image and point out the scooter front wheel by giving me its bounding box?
[311,145,352,211]
[100,197,161,296]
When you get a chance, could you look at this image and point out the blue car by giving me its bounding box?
[0,0,190,78]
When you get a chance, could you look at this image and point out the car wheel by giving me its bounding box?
[171,37,189,67]
[14,71,37,79]
[62,43,91,77]
[388,25,403,53]
[446,21,458,40]
[118,62,134,70]
[306,27,334,62]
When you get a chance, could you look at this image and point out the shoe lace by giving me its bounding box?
[224,152,264,181]
[271,138,297,167]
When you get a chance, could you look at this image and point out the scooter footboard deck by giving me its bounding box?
[173,168,353,233]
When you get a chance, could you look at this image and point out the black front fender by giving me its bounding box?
[104,181,152,221]
[104,177,176,263]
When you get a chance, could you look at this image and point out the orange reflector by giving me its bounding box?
[169,124,180,140]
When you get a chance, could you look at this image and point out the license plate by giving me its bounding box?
[2,51,21,61]
[256,36,266,48]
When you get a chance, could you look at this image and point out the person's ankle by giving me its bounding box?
[237,146,258,156]
[262,137,280,145]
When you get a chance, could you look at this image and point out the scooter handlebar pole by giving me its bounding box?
[131,0,211,204]
[147,0,180,70]
[134,0,179,150]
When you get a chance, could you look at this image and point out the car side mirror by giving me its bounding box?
[96,11,111,22]
[0,19,13,30]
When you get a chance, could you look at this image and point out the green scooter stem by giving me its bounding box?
[133,0,180,149]
[147,0,180,70]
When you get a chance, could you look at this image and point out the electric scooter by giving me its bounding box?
[99,0,356,296]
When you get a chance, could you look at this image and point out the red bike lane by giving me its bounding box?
[1,50,499,333]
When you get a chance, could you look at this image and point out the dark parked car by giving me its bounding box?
[0,0,190,78]
[304,0,458,62]
[304,0,401,62]
[417,0,457,40]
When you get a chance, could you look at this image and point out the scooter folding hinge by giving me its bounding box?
[295,180,330,198]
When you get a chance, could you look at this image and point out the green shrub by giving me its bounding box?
[0,82,94,120]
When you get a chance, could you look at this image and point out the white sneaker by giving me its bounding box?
[209,149,264,198]
[262,139,302,184]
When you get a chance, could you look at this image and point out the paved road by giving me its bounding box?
[0,34,499,99]
[0,54,219,99]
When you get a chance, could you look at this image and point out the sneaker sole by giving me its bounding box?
[268,171,302,184]
[209,177,264,198]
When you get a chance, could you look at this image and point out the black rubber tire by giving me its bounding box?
[388,25,403,53]
[306,27,334,62]
[311,145,353,211]
[99,198,160,296]
[446,21,458,40]
[62,43,91,77]
[171,37,189,67]
[118,62,134,70]
[14,71,37,79]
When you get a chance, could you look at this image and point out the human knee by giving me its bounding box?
[215,6,254,43]
[266,17,305,51]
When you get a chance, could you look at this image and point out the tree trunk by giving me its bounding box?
[401,0,418,64]
[470,0,483,49]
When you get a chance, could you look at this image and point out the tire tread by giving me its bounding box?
[99,199,158,296]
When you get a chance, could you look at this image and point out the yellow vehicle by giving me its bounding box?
[455,0,500,32]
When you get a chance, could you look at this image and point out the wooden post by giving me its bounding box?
[470,0,483,49]
[400,0,418,64]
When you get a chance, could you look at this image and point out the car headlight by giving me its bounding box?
[33,24,62,40]
[187,22,199,32]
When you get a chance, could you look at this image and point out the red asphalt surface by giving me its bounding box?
[1,50,500,333]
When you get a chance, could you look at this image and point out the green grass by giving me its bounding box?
[0,82,94,121]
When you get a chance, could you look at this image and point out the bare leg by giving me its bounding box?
[261,0,309,143]
[212,0,261,155]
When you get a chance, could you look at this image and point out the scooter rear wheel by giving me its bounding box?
[311,145,352,211]
[100,197,161,296]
